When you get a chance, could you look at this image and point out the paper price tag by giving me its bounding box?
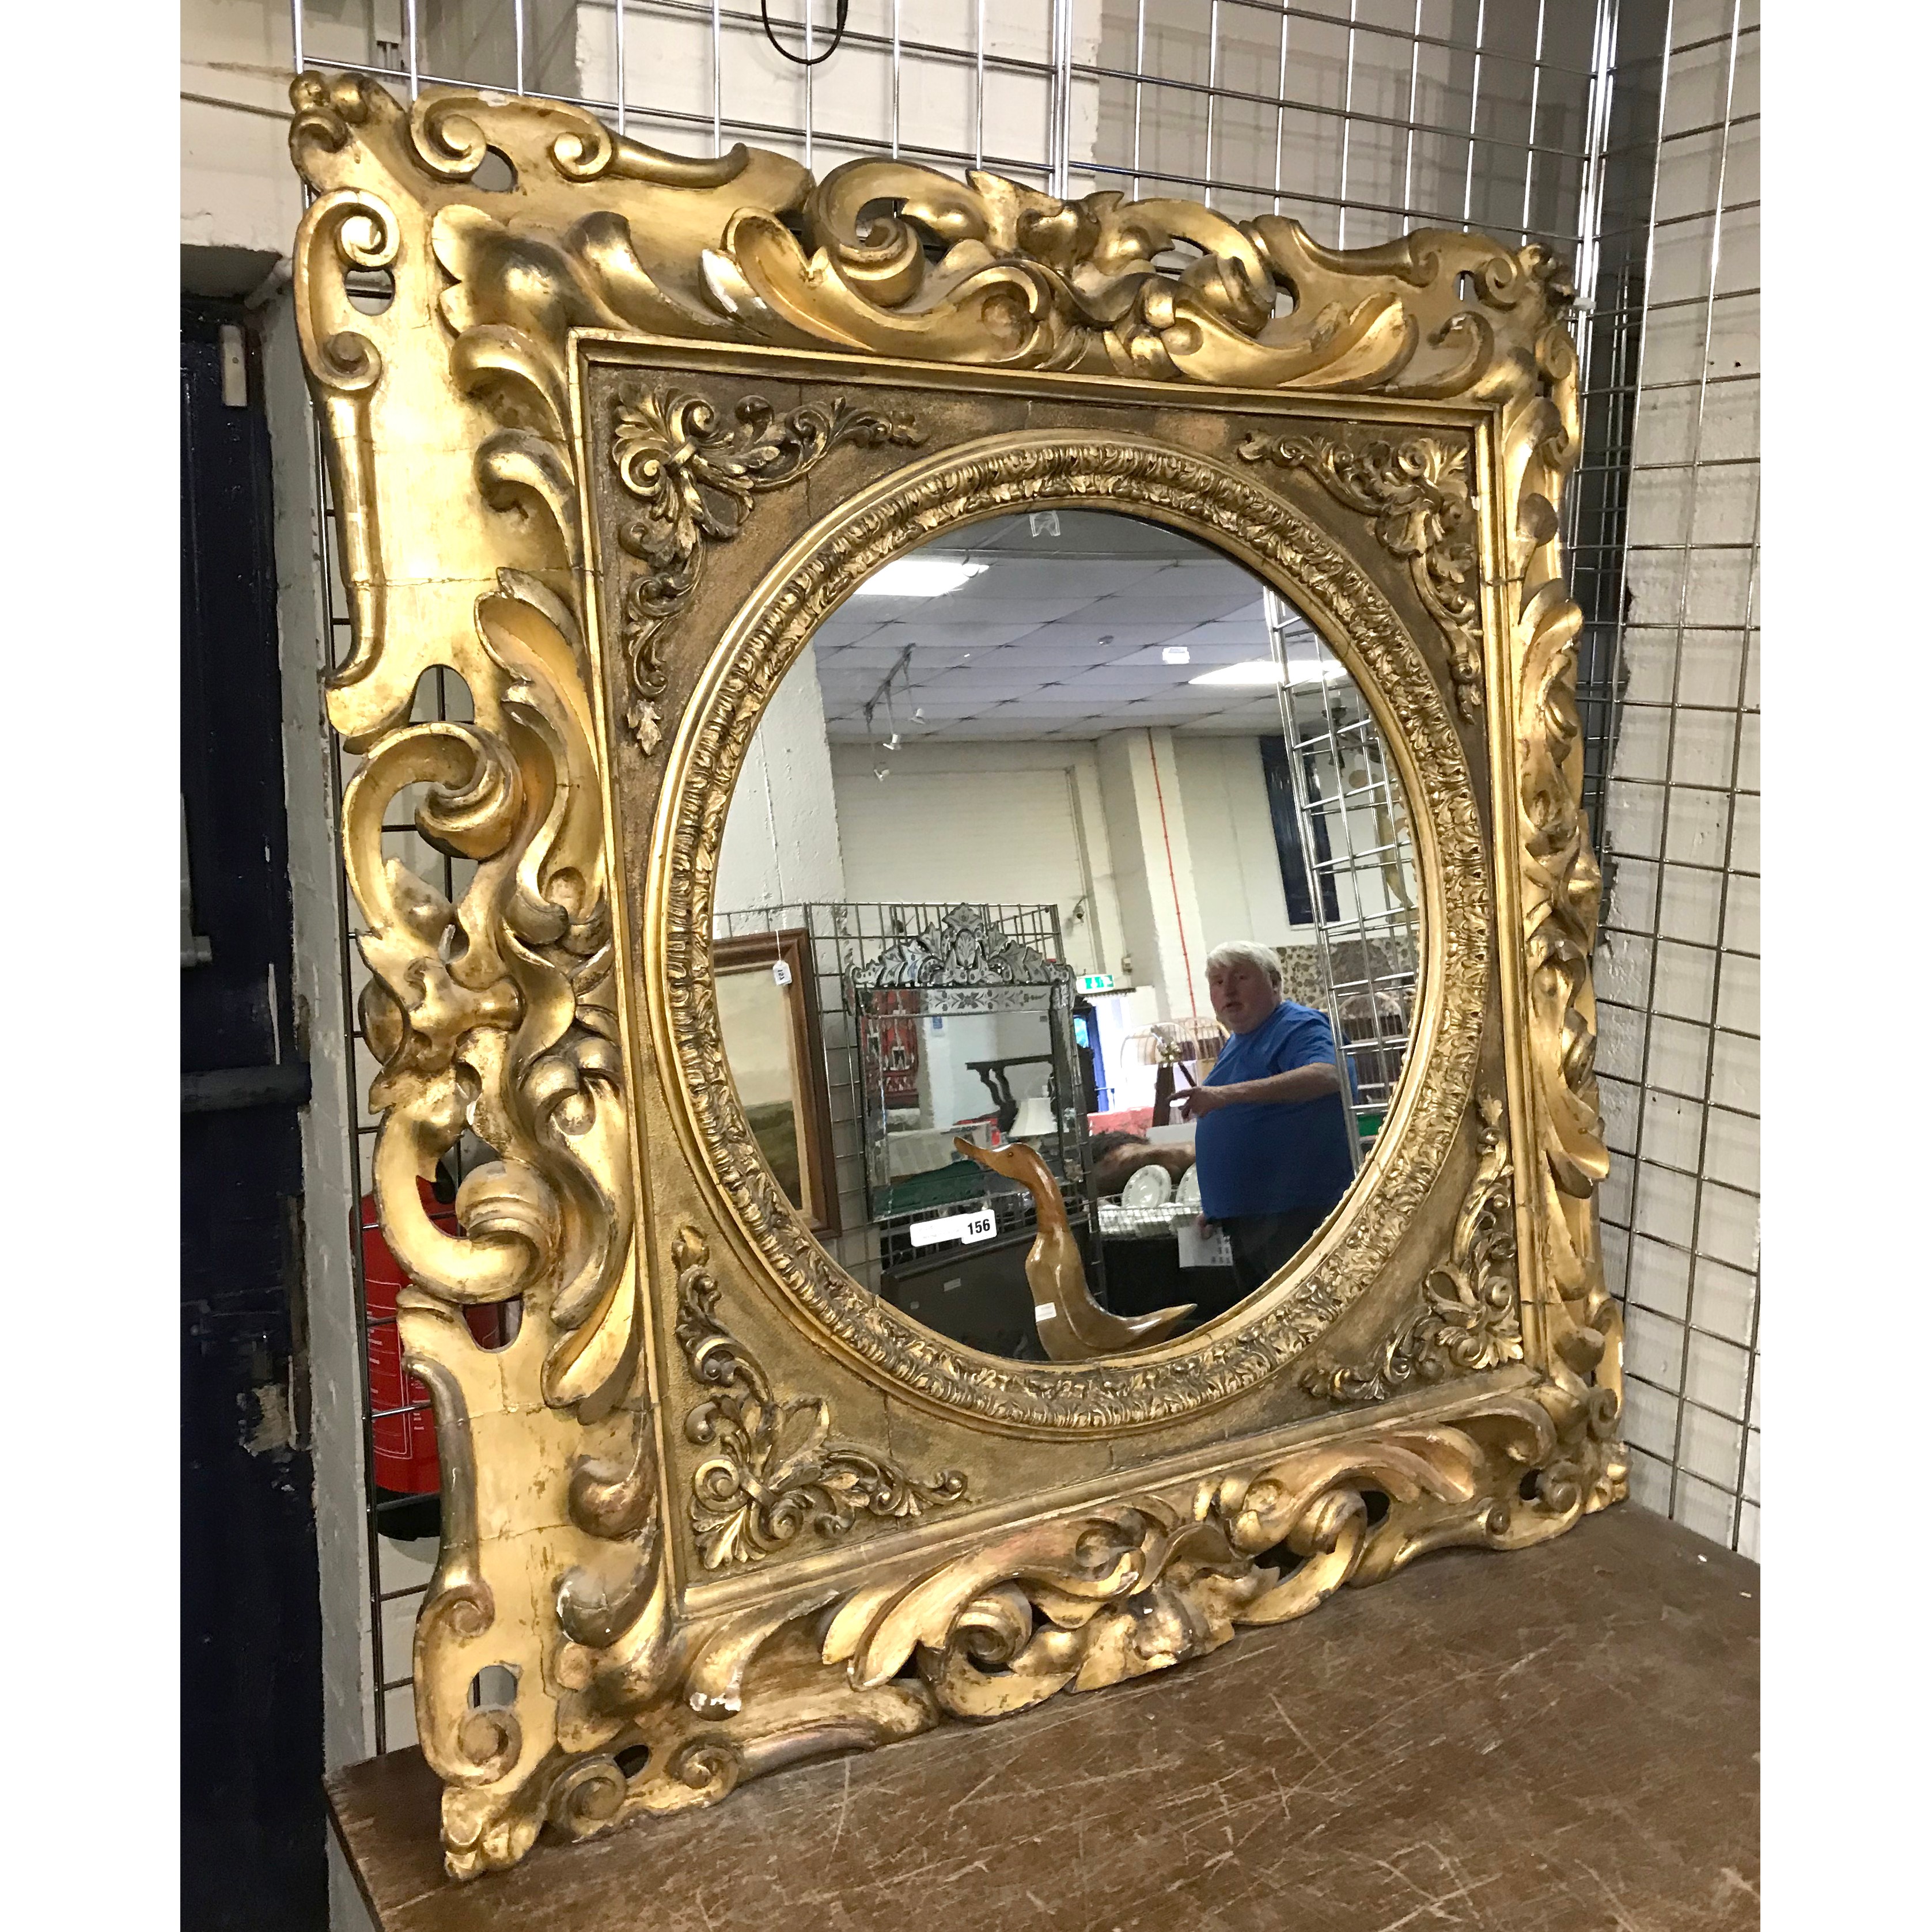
[1177,1221,1233,1270]
[909,1208,997,1248]
[771,959,793,986]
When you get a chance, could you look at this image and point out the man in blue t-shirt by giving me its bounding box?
[1177,940,1357,1313]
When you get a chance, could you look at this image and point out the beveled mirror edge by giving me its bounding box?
[288,74,1623,1880]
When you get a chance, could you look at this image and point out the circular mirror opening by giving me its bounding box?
[711,509,1423,1363]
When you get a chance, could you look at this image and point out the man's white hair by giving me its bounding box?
[1205,940,1284,990]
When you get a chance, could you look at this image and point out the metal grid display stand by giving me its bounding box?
[1086,0,1609,247]
[1263,589,1422,1169]
[1585,0,1761,1558]
[284,0,1697,1753]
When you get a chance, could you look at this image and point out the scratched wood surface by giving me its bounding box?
[329,1506,1759,1931]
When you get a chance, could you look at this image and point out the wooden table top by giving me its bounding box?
[328,1505,1759,1931]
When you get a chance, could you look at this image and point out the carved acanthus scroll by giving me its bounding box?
[1302,1092,1524,1404]
[520,1381,1610,1863]
[1238,430,1483,718]
[672,1228,968,1567]
[609,387,922,751]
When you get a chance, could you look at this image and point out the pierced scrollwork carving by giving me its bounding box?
[1238,429,1482,718]
[609,387,921,751]
[545,1754,631,1843]
[704,154,1575,392]
[1301,1092,1524,1404]
[671,1228,968,1567]
[526,1384,1620,1864]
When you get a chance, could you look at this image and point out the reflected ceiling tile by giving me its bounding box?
[1062,665,1197,688]
[829,645,935,668]
[893,619,1048,646]
[809,612,893,638]
[940,598,1111,624]
[1025,623,1180,653]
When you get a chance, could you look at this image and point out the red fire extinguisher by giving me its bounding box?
[363,1175,507,1526]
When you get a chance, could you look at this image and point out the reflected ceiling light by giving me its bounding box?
[1162,645,1192,664]
[1187,658,1344,687]
[1188,660,1281,687]
[853,558,989,597]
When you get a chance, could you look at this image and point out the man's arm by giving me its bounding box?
[1178,1061,1340,1115]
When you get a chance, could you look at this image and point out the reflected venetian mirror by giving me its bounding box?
[713,512,1422,1362]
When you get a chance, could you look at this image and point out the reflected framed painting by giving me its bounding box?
[713,930,839,1238]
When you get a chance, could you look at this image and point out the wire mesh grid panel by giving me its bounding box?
[287,0,1699,1752]
[294,3,1089,191]
[290,4,1622,244]
[1589,0,1759,1558]
[1263,589,1420,1165]
[1085,0,1608,249]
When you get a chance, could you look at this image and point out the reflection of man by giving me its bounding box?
[1178,940,1356,1304]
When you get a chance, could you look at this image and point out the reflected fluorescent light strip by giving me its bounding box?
[853,558,989,597]
[1187,658,1345,688]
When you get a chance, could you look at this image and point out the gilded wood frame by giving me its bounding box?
[289,73,1623,1880]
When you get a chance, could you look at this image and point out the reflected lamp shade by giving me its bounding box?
[1009,1096,1056,1139]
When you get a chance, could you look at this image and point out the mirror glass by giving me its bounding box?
[713,510,1423,1362]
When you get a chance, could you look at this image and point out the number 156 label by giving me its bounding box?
[909,1208,997,1248]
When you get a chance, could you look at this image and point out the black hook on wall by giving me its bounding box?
[760,0,853,69]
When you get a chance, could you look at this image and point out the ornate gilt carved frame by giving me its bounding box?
[289,73,1623,1881]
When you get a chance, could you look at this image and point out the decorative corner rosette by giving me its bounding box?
[1301,1091,1525,1404]
[1239,429,1483,719]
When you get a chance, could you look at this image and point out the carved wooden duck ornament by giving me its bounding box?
[953,1137,1195,1361]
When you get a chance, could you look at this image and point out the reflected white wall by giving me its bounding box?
[716,640,847,913]
[1172,736,1294,954]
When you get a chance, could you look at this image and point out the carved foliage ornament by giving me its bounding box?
[1238,430,1484,719]
[1301,1091,1525,1404]
[671,1227,968,1567]
[286,75,1623,1882]
[611,387,921,751]
[513,1373,1624,1872]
